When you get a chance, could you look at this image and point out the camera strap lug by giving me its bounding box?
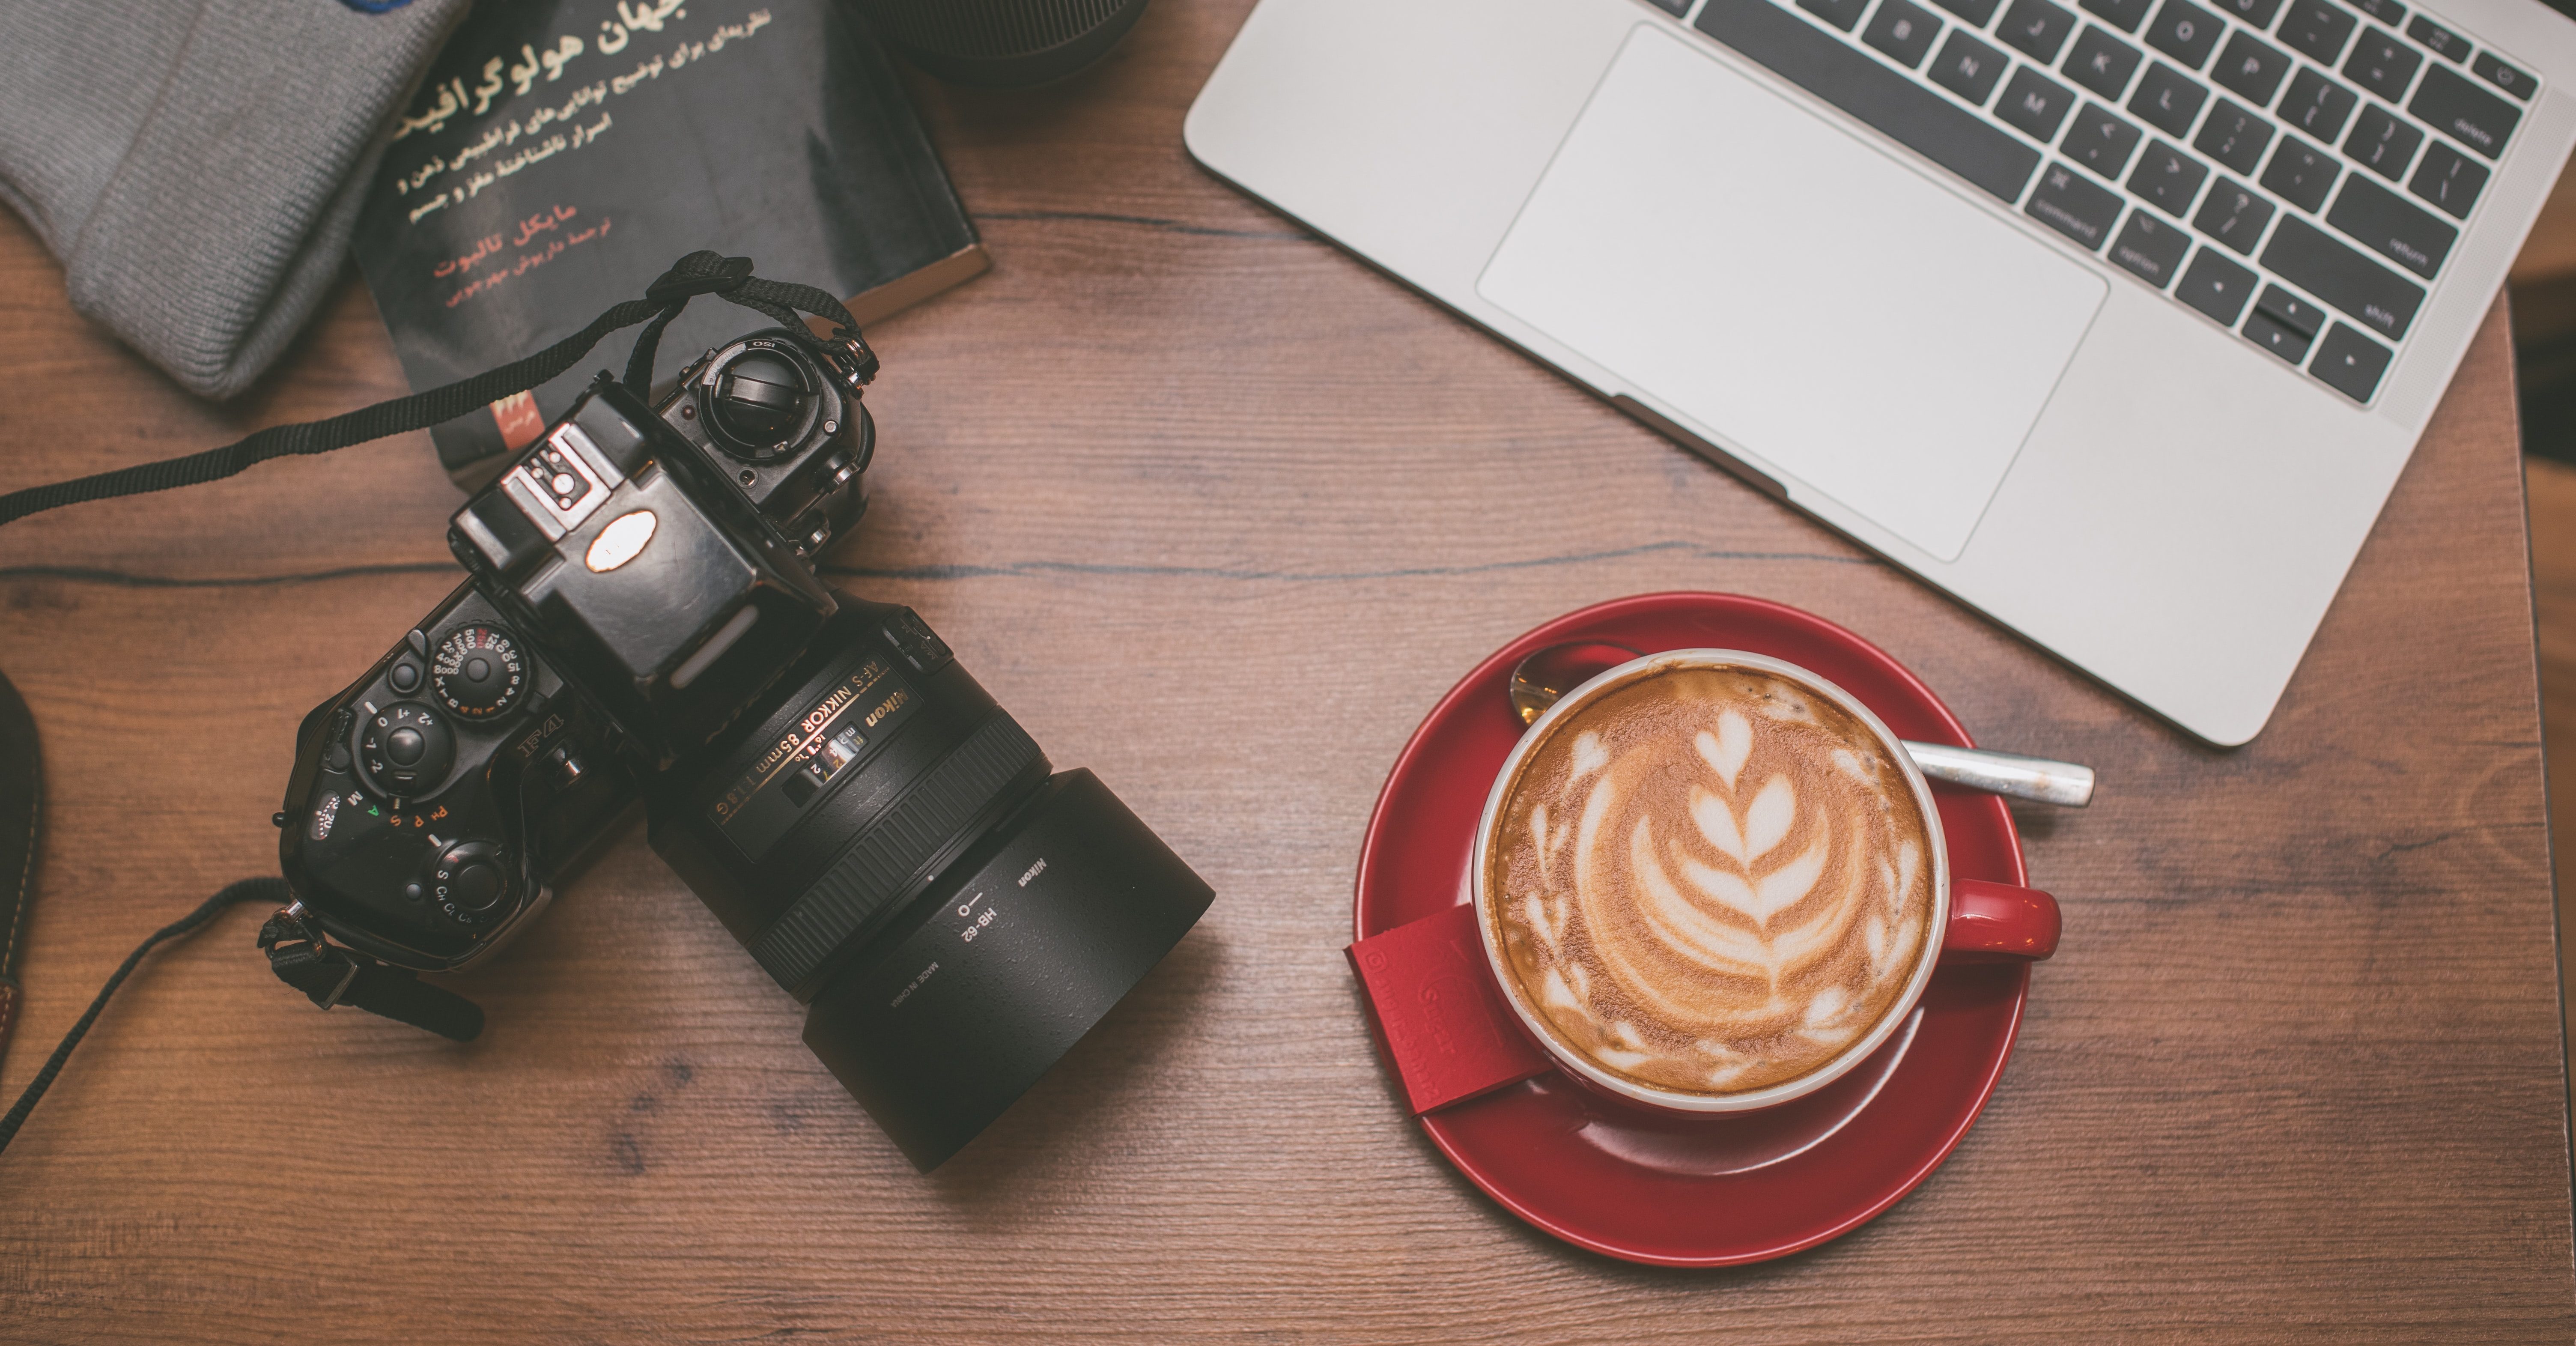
[822,334,879,391]
[257,908,484,1043]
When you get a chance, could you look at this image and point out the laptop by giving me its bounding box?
[1184,0,2576,744]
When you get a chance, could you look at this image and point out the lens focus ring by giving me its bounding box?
[746,713,1046,997]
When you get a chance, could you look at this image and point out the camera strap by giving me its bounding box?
[0,253,874,1155]
[0,877,283,1156]
[256,910,486,1042]
[0,250,874,528]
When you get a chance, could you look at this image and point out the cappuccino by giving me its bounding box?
[1485,663,1935,1097]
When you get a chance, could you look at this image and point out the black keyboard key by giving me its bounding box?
[2069,101,2147,176]
[2209,0,2285,27]
[2245,308,2316,361]
[2281,68,2361,141]
[2129,137,2211,215]
[2408,138,2488,218]
[2262,133,2340,210]
[2256,283,2328,335]
[2081,0,2154,31]
[2110,208,2193,284]
[1696,0,2042,199]
[2328,171,2457,275]
[2344,104,2422,179]
[2144,0,2224,68]
[2410,63,2520,157]
[1866,0,1947,67]
[2263,214,2425,337]
[1933,0,2004,23]
[2179,246,2260,324]
[2195,99,2276,173]
[1931,29,2013,103]
[2406,15,2466,62]
[2001,0,2080,60]
[2311,322,2394,400]
[2471,51,2533,99]
[2213,31,2293,105]
[2342,27,2422,101]
[2347,0,2402,24]
[2194,175,2278,252]
[1643,0,1690,12]
[1800,0,1872,31]
[1999,66,2080,138]
[2130,61,2210,133]
[2027,160,2128,245]
[2280,0,2358,63]
[2065,24,2145,96]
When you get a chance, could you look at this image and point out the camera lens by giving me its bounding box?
[704,349,811,461]
[644,592,1212,1170]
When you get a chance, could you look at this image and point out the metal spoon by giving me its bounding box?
[1506,642,2096,808]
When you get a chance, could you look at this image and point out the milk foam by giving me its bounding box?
[1488,666,1934,1096]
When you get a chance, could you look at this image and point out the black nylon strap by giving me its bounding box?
[619,267,868,397]
[623,301,692,398]
[258,913,483,1042]
[0,251,869,529]
[0,877,282,1156]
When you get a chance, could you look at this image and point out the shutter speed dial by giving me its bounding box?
[432,625,528,719]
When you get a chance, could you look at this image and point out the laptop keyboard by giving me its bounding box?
[1645,0,2534,403]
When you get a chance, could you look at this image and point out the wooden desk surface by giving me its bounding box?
[2,5,2568,1340]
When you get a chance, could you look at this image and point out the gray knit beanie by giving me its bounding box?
[0,0,471,399]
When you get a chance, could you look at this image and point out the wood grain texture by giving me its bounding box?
[2525,457,2576,1107]
[0,3,2568,1340]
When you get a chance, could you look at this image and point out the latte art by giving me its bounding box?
[1487,666,1935,1096]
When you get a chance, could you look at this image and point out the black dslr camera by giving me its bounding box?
[272,327,1212,1170]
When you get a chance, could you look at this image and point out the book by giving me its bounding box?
[351,0,986,487]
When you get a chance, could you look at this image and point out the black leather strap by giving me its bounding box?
[257,910,483,1042]
[0,666,36,1067]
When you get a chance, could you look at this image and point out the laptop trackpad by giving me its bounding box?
[1479,25,2106,561]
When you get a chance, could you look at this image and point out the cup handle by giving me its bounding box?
[1941,879,2060,962]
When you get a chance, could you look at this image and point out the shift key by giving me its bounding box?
[2262,215,2425,339]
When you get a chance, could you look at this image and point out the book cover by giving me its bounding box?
[352,0,985,486]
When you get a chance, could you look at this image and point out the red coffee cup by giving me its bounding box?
[1471,649,2058,1113]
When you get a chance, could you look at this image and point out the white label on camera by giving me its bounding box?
[584,508,658,573]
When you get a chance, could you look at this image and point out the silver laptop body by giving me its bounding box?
[1186,0,2576,743]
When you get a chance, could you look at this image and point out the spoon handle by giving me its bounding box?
[1899,741,2095,808]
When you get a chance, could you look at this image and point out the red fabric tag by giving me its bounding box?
[1347,902,1553,1114]
[491,390,546,451]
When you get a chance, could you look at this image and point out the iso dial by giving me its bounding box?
[431,624,528,719]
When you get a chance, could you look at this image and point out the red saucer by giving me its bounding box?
[1353,592,2031,1266]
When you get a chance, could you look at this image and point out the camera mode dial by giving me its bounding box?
[431,624,528,719]
[701,348,814,463]
[357,701,454,798]
[426,839,510,917]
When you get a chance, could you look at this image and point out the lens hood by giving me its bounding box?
[801,768,1210,1170]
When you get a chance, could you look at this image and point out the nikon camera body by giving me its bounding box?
[276,328,1212,1170]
